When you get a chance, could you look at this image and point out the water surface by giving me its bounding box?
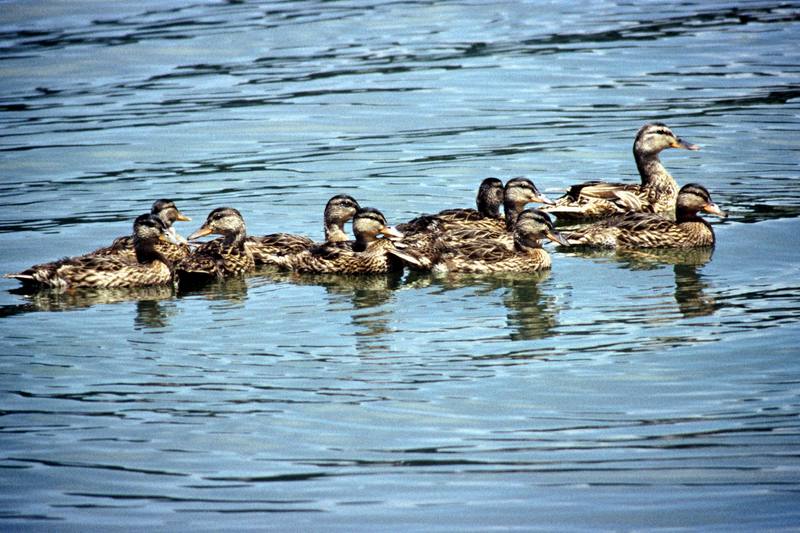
[1,1,800,530]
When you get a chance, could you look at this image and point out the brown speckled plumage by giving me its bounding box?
[401,177,553,267]
[5,214,174,290]
[176,207,255,283]
[564,184,726,248]
[90,199,191,262]
[543,123,700,222]
[273,208,418,274]
[432,209,568,274]
[247,194,360,265]
[397,177,505,235]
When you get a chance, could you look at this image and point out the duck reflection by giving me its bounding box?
[567,246,716,318]
[256,267,403,354]
[407,269,558,341]
[1,284,178,328]
[175,275,249,305]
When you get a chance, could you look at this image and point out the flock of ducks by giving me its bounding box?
[5,123,727,291]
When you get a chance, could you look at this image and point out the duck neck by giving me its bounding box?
[504,200,524,230]
[134,240,172,270]
[477,196,501,219]
[325,223,348,243]
[675,205,703,224]
[635,148,673,189]
[222,229,246,249]
[513,233,542,252]
[353,233,377,252]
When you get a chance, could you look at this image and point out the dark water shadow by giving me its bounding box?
[1,284,177,326]
[564,246,717,318]
[407,269,558,342]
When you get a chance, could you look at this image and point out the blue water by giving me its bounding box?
[1,1,799,530]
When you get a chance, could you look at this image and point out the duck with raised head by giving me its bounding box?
[543,123,700,222]
[272,207,421,274]
[5,214,175,290]
[563,183,726,248]
[91,199,192,262]
[397,177,505,235]
[246,194,361,265]
[432,209,568,274]
[403,177,554,266]
[175,207,255,283]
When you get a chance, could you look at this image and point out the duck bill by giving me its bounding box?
[672,138,700,151]
[535,192,555,206]
[703,202,727,218]
[187,226,214,241]
[380,226,405,240]
[175,212,192,222]
[546,229,571,246]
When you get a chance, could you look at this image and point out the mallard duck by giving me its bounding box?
[246,194,361,265]
[543,123,700,222]
[272,207,420,274]
[91,199,191,262]
[397,177,505,235]
[563,183,726,248]
[175,207,255,283]
[5,214,174,290]
[432,209,569,274]
[401,177,554,265]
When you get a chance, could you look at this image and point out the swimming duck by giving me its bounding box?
[175,207,255,283]
[246,194,361,265]
[402,177,554,264]
[543,123,700,222]
[272,207,420,274]
[432,209,569,274]
[5,214,174,290]
[562,183,726,248]
[396,177,505,235]
[91,199,191,262]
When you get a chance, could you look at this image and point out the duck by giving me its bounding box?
[562,183,726,248]
[432,209,569,274]
[90,199,192,263]
[396,177,505,235]
[175,207,255,283]
[5,214,174,290]
[401,177,554,266]
[542,123,700,222]
[246,194,361,265]
[272,207,421,274]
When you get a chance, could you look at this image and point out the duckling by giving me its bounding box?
[563,183,726,248]
[91,199,191,262]
[246,194,360,265]
[432,209,569,274]
[543,123,700,222]
[403,177,554,264]
[273,207,421,274]
[397,177,505,235]
[5,214,174,290]
[175,207,255,283]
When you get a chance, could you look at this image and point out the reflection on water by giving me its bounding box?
[1,284,175,317]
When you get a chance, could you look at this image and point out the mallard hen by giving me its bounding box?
[246,194,360,265]
[397,177,505,235]
[5,214,174,290]
[432,209,568,274]
[543,123,700,222]
[563,183,726,248]
[272,207,420,274]
[175,207,255,284]
[91,199,191,262]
